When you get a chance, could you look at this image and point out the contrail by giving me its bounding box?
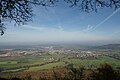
[82,25,94,32]
[58,24,63,31]
[92,8,120,31]
[51,8,64,31]
[22,25,60,32]
[23,25,44,31]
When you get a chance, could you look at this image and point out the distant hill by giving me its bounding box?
[0,45,32,49]
[96,44,120,49]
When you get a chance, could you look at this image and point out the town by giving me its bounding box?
[0,46,110,58]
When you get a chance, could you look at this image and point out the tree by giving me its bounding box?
[89,63,120,80]
[70,67,85,80]
[0,0,120,35]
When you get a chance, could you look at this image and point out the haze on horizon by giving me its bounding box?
[0,1,120,46]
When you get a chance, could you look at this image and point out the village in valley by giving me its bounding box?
[0,46,110,58]
[0,44,120,75]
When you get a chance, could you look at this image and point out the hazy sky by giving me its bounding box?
[0,1,120,45]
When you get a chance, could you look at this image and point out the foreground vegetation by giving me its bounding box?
[0,63,120,80]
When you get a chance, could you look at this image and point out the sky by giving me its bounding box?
[0,1,120,46]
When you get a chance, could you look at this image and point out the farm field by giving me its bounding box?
[0,46,120,80]
[0,53,120,74]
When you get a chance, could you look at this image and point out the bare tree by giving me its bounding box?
[64,0,120,12]
[0,0,58,35]
[0,0,120,35]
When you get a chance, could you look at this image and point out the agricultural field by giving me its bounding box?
[68,56,120,68]
[0,47,120,74]
[0,48,120,75]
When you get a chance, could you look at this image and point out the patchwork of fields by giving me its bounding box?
[0,50,120,74]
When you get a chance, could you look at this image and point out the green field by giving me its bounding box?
[28,62,65,71]
[68,56,120,68]
[0,52,120,74]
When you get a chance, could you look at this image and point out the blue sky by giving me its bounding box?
[0,2,120,46]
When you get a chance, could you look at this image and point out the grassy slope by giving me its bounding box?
[28,62,65,71]
[69,56,120,68]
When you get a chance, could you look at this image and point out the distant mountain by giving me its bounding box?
[96,44,120,49]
